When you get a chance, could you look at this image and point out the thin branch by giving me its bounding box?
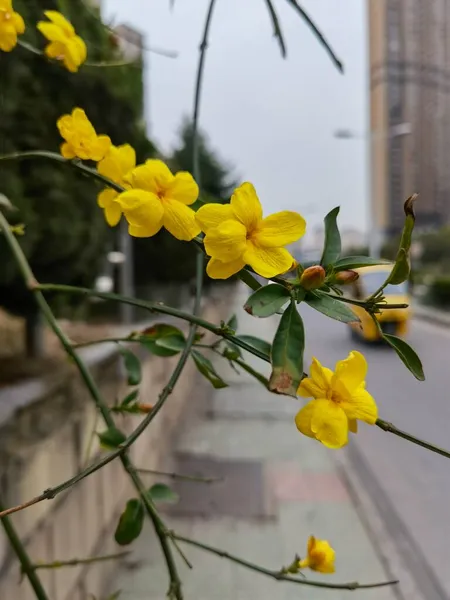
[284,0,343,72]
[0,500,49,600]
[325,294,409,310]
[137,468,221,484]
[376,419,450,460]
[172,533,398,590]
[264,0,287,58]
[30,551,130,571]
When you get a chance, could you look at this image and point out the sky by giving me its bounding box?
[103,0,368,236]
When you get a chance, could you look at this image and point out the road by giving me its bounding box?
[301,305,450,599]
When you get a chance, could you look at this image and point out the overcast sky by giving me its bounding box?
[104,0,367,234]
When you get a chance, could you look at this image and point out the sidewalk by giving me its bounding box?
[108,285,397,600]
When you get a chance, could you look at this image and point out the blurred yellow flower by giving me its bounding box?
[57,108,111,161]
[97,144,136,226]
[37,10,86,72]
[0,0,25,52]
[195,182,306,279]
[115,159,200,241]
[298,536,335,574]
[295,351,378,449]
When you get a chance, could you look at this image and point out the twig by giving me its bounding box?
[30,551,130,571]
[137,468,221,484]
[0,500,49,600]
[172,533,398,590]
[376,419,450,460]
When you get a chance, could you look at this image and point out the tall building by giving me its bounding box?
[368,0,450,240]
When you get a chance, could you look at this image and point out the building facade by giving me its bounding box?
[368,0,450,239]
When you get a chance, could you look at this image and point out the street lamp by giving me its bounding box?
[334,122,411,258]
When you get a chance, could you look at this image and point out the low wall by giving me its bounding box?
[0,286,234,600]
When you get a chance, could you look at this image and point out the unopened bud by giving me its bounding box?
[299,265,326,290]
[137,403,153,414]
[335,270,359,285]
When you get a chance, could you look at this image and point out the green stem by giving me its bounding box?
[0,212,184,600]
[137,468,220,484]
[376,419,450,460]
[35,284,270,362]
[31,551,130,570]
[192,0,218,184]
[172,533,397,590]
[325,294,408,310]
[0,502,49,600]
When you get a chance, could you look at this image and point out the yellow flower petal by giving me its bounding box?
[254,210,306,247]
[45,40,65,58]
[332,350,367,393]
[310,399,348,449]
[98,144,135,183]
[12,12,25,34]
[243,241,294,278]
[44,10,75,36]
[97,188,117,209]
[37,22,66,43]
[294,400,318,439]
[116,189,164,237]
[166,172,199,205]
[348,418,358,434]
[104,202,122,227]
[340,388,378,425]
[230,182,262,231]
[206,257,246,280]
[0,23,17,51]
[162,199,201,241]
[60,142,75,159]
[90,135,111,162]
[309,538,335,573]
[204,219,247,261]
[195,203,234,233]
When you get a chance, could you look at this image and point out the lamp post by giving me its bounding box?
[334,122,411,259]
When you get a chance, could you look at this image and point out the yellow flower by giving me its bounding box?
[0,0,25,52]
[295,351,378,449]
[298,536,335,574]
[57,108,111,161]
[97,144,136,227]
[115,159,200,241]
[195,182,306,279]
[37,10,87,72]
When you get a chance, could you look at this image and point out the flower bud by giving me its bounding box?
[334,270,359,285]
[299,265,326,290]
[137,403,153,414]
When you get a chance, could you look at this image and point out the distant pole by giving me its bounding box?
[119,220,134,324]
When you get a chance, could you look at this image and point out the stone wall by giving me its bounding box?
[0,286,234,600]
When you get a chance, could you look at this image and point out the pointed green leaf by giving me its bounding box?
[320,207,341,266]
[148,483,179,504]
[269,300,305,396]
[98,427,126,450]
[114,499,144,545]
[191,350,228,389]
[227,314,238,333]
[121,389,139,406]
[386,194,418,286]
[382,334,425,381]
[139,323,186,357]
[235,335,272,361]
[334,256,392,271]
[235,359,270,389]
[119,347,142,386]
[244,284,290,318]
[305,291,359,323]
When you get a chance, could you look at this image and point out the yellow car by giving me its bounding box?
[347,265,411,341]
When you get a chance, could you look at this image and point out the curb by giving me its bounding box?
[413,305,450,328]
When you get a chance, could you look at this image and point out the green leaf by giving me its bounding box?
[148,483,179,504]
[98,427,126,450]
[191,350,228,389]
[387,194,418,286]
[264,0,287,57]
[235,359,270,389]
[140,323,186,357]
[244,284,290,318]
[235,335,271,361]
[320,207,341,266]
[269,300,305,396]
[119,347,142,386]
[383,334,425,381]
[334,256,392,271]
[305,291,359,324]
[114,499,144,545]
[227,314,238,333]
[121,389,139,406]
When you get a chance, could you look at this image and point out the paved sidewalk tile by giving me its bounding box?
[108,285,398,600]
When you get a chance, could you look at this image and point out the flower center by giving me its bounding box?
[4,11,11,20]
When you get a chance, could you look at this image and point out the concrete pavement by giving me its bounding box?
[108,285,400,600]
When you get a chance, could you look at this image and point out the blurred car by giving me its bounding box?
[346,265,411,341]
